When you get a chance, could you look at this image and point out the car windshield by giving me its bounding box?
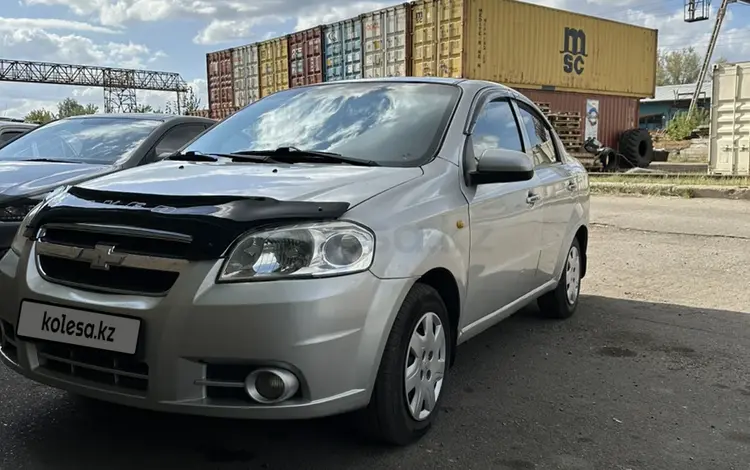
[184,82,461,167]
[0,117,162,164]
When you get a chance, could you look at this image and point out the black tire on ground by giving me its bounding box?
[618,128,654,168]
[538,237,582,320]
[356,283,452,446]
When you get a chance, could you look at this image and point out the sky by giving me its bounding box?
[1,0,750,119]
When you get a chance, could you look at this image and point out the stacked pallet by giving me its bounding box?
[534,102,551,115]
[548,112,582,152]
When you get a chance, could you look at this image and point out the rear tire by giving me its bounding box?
[356,283,452,446]
[538,238,582,319]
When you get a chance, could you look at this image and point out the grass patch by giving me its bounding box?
[590,174,750,187]
[590,183,695,198]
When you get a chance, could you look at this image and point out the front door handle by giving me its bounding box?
[526,193,542,205]
[566,180,577,191]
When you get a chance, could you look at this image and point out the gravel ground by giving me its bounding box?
[1,194,749,470]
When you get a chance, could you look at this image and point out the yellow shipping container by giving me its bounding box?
[411,0,658,98]
[259,37,289,98]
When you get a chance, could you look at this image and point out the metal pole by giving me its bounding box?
[689,0,730,116]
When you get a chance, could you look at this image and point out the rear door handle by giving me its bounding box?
[526,193,542,205]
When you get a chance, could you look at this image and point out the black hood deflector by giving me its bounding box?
[27,186,351,260]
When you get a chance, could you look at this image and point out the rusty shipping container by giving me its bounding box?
[259,37,290,98]
[362,4,412,78]
[233,43,260,108]
[206,49,235,116]
[518,88,639,150]
[209,107,237,121]
[411,0,658,98]
[289,27,324,87]
[324,18,363,81]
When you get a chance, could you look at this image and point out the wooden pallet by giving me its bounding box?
[553,121,581,130]
[549,111,581,118]
[534,102,551,114]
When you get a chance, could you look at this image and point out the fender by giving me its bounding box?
[552,201,589,282]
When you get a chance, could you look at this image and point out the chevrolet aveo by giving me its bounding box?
[0,78,589,445]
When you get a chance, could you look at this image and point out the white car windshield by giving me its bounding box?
[184,82,461,167]
[0,117,162,164]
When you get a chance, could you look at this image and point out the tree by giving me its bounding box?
[164,86,202,115]
[656,47,702,86]
[133,104,163,113]
[714,56,729,67]
[24,109,56,124]
[57,98,98,118]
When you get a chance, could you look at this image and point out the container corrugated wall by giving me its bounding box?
[206,49,235,119]
[289,27,324,87]
[710,62,750,175]
[463,0,657,97]
[362,4,412,78]
[259,37,289,98]
[232,44,260,108]
[411,0,465,78]
[324,19,363,81]
[518,88,639,150]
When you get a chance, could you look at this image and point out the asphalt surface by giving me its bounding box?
[2,195,750,470]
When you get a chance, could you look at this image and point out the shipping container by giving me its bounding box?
[362,4,412,78]
[210,107,238,121]
[289,27,324,87]
[410,0,658,98]
[232,43,260,108]
[206,49,235,113]
[324,19,363,81]
[259,37,289,98]
[709,62,750,175]
[518,88,639,150]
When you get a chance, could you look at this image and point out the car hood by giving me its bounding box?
[0,161,112,201]
[78,160,424,207]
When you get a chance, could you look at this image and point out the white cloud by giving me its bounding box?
[0,17,119,34]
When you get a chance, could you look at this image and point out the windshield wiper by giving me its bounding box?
[168,150,275,164]
[21,158,79,163]
[231,147,380,167]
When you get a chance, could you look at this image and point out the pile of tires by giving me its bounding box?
[618,129,654,168]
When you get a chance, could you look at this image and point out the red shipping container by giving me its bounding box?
[516,88,639,151]
[288,27,323,88]
[207,49,235,113]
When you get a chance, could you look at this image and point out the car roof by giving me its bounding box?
[0,121,38,129]
[63,113,215,123]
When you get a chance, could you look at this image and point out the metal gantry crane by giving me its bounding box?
[0,59,189,113]
[684,0,750,115]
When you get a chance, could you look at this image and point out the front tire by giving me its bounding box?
[538,237,582,319]
[357,283,451,445]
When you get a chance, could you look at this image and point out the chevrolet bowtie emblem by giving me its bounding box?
[82,244,126,271]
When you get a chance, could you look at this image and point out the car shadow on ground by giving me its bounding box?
[5,295,750,469]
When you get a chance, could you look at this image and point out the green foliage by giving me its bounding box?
[133,104,163,113]
[666,109,709,141]
[23,109,56,124]
[165,86,201,115]
[57,97,98,118]
[657,47,702,86]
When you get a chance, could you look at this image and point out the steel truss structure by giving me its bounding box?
[0,59,189,113]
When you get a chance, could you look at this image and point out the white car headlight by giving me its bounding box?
[218,221,375,282]
[10,201,45,256]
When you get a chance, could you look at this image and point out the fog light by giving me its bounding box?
[245,368,299,404]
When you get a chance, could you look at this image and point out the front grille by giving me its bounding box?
[35,223,190,296]
[36,341,149,393]
[38,255,178,294]
[0,320,18,364]
[43,226,191,259]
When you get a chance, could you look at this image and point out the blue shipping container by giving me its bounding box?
[323,18,363,81]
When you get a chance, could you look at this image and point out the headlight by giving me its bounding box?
[9,201,45,256]
[218,221,375,282]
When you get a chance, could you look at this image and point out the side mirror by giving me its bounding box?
[468,148,534,185]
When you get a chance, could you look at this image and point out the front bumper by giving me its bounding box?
[0,221,20,252]
[0,248,413,420]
